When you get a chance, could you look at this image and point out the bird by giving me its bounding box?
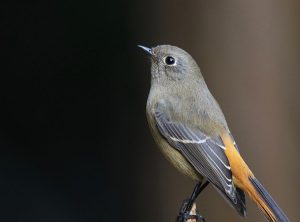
[138,44,289,222]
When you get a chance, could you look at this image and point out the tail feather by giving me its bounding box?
[248,176,289,222]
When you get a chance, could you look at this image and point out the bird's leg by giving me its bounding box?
[176,181,209,222]
[186,181,209,213]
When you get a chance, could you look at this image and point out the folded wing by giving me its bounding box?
[154,106,246,216]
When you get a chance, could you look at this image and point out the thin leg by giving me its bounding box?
[177,180,209,222]
[186,180,209,213]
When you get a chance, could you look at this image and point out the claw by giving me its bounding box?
[177,213,205,222]
[176,199,205,222]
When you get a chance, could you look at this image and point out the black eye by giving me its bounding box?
[165,56,176,65]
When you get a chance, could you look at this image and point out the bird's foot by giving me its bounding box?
[176,212,204,222]
[176,199,205,222]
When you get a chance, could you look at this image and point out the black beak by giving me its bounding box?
[137,45,153,55]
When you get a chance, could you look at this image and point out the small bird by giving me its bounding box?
[139,45,289,222]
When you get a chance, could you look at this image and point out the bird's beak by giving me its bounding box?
[137,45,153,55]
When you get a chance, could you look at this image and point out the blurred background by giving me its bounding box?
[1,0,299,221]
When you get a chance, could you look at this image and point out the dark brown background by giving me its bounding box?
[1,0,299,221]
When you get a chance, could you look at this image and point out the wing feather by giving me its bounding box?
[154,106,246,215]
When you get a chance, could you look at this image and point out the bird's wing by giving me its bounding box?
[154,104,246,216]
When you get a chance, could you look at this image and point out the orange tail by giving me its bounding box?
[221,134,289,222]
[245,176,289,222]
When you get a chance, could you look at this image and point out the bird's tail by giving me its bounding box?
[221,134,289,222]
[245,176,289,222]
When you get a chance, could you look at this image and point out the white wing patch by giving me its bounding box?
[170,137,207,144]
[216,141,226,150]
[207,143,231,170]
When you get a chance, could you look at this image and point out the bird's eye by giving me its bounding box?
[164,56,176,65]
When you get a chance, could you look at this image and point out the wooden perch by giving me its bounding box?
[187,203,198,222]
[176,200,204,222]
